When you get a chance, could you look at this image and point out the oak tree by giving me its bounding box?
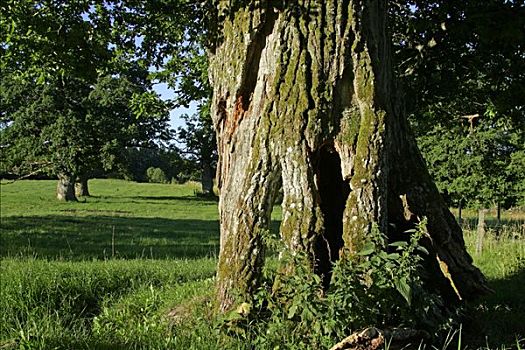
[208,0,489,312]
[0,1,170,200]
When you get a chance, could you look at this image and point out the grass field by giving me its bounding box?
[1,179,220,260]
[0,179,523,349]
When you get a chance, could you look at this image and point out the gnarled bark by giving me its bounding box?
[57,174,77,201]
[209,0,489,312]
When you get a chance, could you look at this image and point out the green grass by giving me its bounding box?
[0,258,216,349]
[1,179,220,259]
[0,179,523,349]
[461,227,525,348]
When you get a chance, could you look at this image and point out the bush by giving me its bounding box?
[146,167,167,183]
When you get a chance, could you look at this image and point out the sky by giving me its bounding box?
[153,83,198,131]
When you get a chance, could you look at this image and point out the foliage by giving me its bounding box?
[417,117,524,208]
[146,166,168,184]
[220,221,449,349]
[176,104,217,193]
[391,0,525,209]
[117,147,197,183]
[177,109,216,168]
[0,0,171,196]
[97,0,215,191]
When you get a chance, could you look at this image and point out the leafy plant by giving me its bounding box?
[220,220,449,349]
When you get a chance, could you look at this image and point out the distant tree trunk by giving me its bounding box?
[475,209,487,255]
[201,161,214,196]
[75,176,90,197]
[496,202,501,224]
[458,200,463,225]
[209,0,488,312]
[57,174,77,201]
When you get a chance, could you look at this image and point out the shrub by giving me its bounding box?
[146,167,167,183]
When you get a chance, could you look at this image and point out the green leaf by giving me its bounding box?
[417,246,429,255]
[357,242,375,256]
[287,304,298,319]
[395,277,412,306]
[388,241,408,248]
[386,253,401,260]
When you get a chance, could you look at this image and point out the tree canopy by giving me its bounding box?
[391,0,525,208]
[2,0,522,206]
[0,0,170,200]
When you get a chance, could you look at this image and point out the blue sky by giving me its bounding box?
[153,83,198,131]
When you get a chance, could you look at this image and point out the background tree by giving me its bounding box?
[83,70,172,193]
[102,0,216,191]
[176,106,217,196]
[117,146,192,183]
[0,0,170,200]
[390,0,525,215]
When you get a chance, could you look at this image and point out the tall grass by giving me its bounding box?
[0,258,216,348]
[460,224,525,348]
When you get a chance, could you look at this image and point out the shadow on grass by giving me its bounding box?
[462,268,525,347]
[1,215,283,261]
[123,195,219,202]
[0,215,220,260]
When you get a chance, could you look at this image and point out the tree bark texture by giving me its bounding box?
[57,174,77,201]
[75,176,90,197]
[209,0,488,312]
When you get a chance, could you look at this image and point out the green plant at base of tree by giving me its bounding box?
[219,220,453,349]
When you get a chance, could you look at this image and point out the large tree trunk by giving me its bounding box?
[75,176,90,197]
[57,174,77,201]
[209,0,489,312]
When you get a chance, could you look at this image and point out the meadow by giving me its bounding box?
[0,179,523,349]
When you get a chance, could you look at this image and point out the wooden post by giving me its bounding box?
[475,209,487,255]
[458,200,463,225]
